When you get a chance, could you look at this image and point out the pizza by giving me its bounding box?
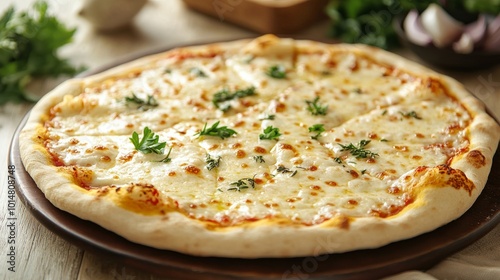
[19,35,500,258]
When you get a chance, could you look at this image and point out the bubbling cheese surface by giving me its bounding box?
[45,39,471,227]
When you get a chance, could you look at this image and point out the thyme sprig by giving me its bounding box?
[339,140,379,159]
[212,86,256,112]
[274,165,298,177]
[228,177,256,192]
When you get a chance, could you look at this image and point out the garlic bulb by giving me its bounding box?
[78,0,148,31]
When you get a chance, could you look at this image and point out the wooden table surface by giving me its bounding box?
[1,1,499,279]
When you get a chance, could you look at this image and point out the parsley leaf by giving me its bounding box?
[339,139,379,159]
[190,67,207,78]
[130,127,167,154]
[259,126,281,140]
[306,97,328,116]
[308,124,325,140]
[195,121,237,139]
[253,155,265,163]
[266,65,286,79]
[0,1,85,105]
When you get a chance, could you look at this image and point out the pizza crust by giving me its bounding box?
[19,35,500,258]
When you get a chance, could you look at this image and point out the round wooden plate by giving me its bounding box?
[9,45,500,279]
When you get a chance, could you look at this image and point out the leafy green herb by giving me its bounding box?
[124,93,159,110]
[309,124,325,140]
[0,1,85,104]
[399,110,422,120]
[259,126,281,140]
[228,177,255,192]
[361,169,367,174]
[130,127,166,154]
[195,121,237,139]
[259,114,276,120]
[275,165,297,177]
[380,138,389,142]
[334,157,343,164]
[306,97,328,116]
[339,139,379,159]
[212,86,256,112]
[253,155,265,163]
[205,154,221,171]
[266,65,286,79]
[190,67,207,77]
[159,147,173,163]
[325,0,436,49]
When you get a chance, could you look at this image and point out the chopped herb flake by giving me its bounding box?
[306,97,328,116]
[124,93,158,110]
[253,155,265,163]
[228,177,255,192]
[308,124,325,140]
[259,126,281,140]
[266,65,287,79]
[212,86,256,112]
[205,154,221,171]
[399,110,422,120]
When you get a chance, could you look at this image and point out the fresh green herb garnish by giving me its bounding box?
[130,127,166,154]
[339,139,379,159]
[309,124,325,140]
[159,147,173,163]
[190,67,207,77]
[212,86,256,112]
[334,157,343,164]
[399,110,422,120]
[205,154,221,171]
[361,169,367,174]
[306,97,328,116]
[259,114,276,120]
[0,1,85,105]
[266,65,286,79]
[195,121,237,139]
[124,93,159,110]
[228,177,255,192]
[259,126,281,140]
[253,155,265,163]
[380,138,389,142]
[275,165,297,177]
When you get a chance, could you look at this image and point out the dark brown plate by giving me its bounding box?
[9,45,500,279]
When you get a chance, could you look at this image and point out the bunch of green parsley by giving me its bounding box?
[0,1,83,105]
[326,0,500,50]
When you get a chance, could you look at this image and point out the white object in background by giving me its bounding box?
[78,0,148,31]
[421,4,464,48]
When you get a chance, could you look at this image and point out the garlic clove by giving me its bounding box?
[421,4,464,48]
[464,15,487,46]
[404,10,432,46]
[453,33,474,53]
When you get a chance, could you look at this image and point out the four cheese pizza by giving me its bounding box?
[20,35,500,257]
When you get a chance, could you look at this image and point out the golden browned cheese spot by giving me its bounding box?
[410,165,475,196]
[466,150,486,168]
[254,146,267,154]
[65,166,94,189]
[236,149,246,158]
[325,181,338,187]
[184,165,201,175]
[119,151,136,162]
[94,184,175,215]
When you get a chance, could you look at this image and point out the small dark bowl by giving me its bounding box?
[393,15,500,70]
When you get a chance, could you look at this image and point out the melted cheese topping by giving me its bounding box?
[44,38,471,227]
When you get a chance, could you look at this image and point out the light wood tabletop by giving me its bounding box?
[1,1,499,279]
